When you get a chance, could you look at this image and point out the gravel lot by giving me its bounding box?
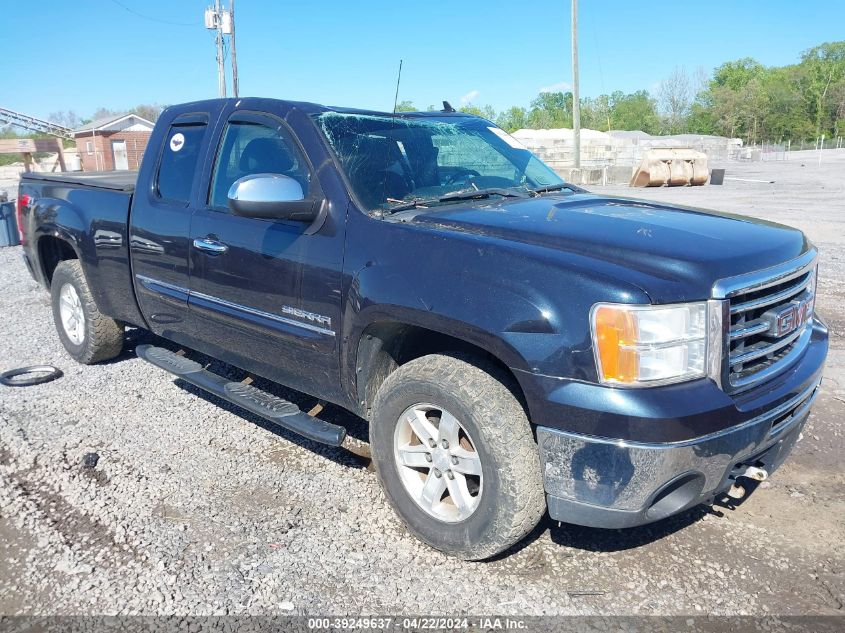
[1,151,843,616]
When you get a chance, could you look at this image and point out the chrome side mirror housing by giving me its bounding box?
[227,173,318,221]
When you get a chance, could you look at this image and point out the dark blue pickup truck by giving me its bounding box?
[16,98,828,559]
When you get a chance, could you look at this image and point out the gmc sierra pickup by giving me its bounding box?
[16,98,828,559]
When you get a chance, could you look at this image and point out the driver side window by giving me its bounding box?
[208,120,311,210]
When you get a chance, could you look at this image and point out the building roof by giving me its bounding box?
[73,113,154,135]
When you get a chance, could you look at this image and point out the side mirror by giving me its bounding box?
[227,173,319,221]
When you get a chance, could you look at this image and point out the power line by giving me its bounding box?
[107,0,199,27]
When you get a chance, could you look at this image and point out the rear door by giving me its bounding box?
[129,111,217,343]
[186,109,342,397]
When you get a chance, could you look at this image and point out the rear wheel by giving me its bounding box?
[50,260,124,364]
[370,353,545,560]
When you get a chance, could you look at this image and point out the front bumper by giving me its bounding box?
[534,320,828,529]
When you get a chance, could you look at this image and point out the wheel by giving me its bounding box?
[370,353,546,560]
[50,260,124,364]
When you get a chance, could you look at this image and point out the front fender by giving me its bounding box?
[343,260,548,375]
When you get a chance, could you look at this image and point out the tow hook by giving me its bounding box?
[742,466,768,482]
[727,484,746,500]
[726,466,769,500]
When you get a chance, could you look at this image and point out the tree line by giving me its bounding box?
[400,41,845,144]
[46,104,165,131]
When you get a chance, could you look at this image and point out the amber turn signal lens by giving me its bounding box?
[593,305,639,383]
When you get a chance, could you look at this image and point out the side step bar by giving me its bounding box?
[136,345,346,446]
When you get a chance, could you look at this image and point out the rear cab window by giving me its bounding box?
[155,116,209,204]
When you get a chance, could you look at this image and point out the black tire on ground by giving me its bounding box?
[50,260,124,364]
[370,353,546,560]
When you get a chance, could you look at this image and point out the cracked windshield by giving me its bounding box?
[315,112,565,213]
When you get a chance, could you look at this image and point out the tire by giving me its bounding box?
[370,353,546,560]
[50,260,124,364]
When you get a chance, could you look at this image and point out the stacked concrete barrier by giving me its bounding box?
[512,128,742,184]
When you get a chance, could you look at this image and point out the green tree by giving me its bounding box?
[48,110,83,129]
[495,106,528,132]
[394,100,416,112]
[608,91,660,134]
[580,95,611,131]
[459,103,496,120]
[87,103,163,124]
[687,93,717,135]
[657,67,692,134]
[797,41,845,136]
[712,57,765,90]
[132,103,164,122]
[528,91,572,128]
[758,66,812,141]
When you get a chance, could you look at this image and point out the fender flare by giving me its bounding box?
[346,306,533,416]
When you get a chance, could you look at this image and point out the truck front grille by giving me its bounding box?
[725,261,816,391]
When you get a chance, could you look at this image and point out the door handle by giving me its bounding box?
[193,237,228,255]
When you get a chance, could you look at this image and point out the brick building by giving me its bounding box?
[73,113,154,171]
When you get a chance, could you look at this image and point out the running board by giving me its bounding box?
[136,344,346,446]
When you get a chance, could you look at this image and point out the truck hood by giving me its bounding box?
[407,193,810,303]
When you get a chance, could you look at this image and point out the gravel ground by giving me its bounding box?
[0,152,843,616]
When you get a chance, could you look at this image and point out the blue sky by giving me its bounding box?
[3,0,844,120]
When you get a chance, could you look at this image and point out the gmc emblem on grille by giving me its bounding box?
[766,296,813,338]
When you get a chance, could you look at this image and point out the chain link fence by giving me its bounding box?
[514,128,845,174]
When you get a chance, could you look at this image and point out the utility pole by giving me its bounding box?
[205,2,232,98]
[230,0,239,97]
[215,0,226,98]
[571,0,581,169]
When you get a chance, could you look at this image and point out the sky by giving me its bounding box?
[3,0,845,121]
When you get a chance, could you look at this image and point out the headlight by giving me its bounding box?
[591,302,708,386]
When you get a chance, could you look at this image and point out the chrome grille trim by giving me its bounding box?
[729,321,770,341]
[730,327,813,390]
[730,327,803,367]
[706,299,727,388]
[712,249,818,392]
[729,275,813,315]
[712,249,817,299]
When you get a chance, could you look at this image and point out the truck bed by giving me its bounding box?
[19,168,142,329]
[21,170,137,192]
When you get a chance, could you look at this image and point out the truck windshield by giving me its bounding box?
[314,112,565,213]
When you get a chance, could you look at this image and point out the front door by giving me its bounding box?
[187,111,343,398]
[112,140,129,170]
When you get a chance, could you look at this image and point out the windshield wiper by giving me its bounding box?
[385,197,440,213]
[386,186,530,213]
[531,183,585,195]
[438,187,531,202]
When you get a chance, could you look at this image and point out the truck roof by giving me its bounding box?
[165,97,475,120]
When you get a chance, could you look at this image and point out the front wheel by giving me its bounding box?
[50,260,124,364]
[370,353,546,560]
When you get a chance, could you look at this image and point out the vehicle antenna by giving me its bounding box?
[380,59,404,217]
[393,59,404,114]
